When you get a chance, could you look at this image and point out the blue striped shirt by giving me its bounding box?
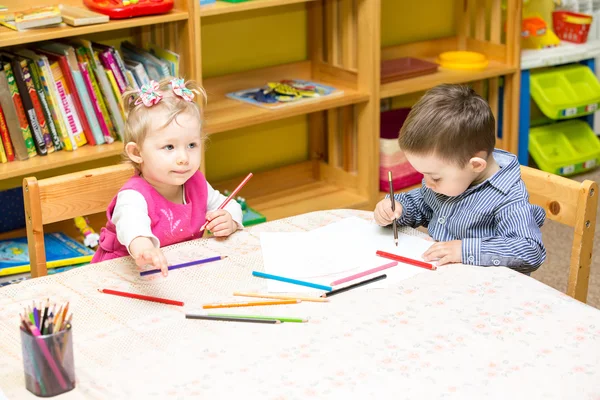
[393,149,546,273]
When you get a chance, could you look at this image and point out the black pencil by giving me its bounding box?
[321,274,387,298]
[388,171,399,247]
[40,299,49,335]
[185,314,281,324]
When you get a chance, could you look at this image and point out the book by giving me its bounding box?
[59,5,108,27]
[71,39,124,141]
[1,60,37,158]
[0,232,95,276]
[0,104,14,161]
[146,43,179,77]
[10,55,53,154]
[15,50,63,151]
[226,79,343,110]
[0,6,62,31]
[0,69,29,160]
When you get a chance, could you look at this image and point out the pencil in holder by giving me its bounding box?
[20,326,76,397]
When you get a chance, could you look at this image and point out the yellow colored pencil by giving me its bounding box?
[233,291,329,303]
[202,299,300,309]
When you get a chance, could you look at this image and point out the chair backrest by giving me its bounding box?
[521,165,598,303]
[23,164,135,278]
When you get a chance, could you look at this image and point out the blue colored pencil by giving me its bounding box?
[140,255,227,276]
[252,271,332,291]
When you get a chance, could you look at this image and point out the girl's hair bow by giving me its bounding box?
[171,78,195,102]
[135,80,163,107]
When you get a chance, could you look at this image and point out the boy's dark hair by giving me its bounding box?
[398,84,496,166]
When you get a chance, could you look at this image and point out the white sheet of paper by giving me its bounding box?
[259,217,434,293]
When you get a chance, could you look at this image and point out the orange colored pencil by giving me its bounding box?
[202,299,300,309]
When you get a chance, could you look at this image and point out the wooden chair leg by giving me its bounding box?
[567,180,598,303]
[23,178,48,278]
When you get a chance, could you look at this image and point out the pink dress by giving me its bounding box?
[91,171,208,263]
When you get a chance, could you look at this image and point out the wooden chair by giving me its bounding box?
[23,164,135,278]
[521,166,598,303]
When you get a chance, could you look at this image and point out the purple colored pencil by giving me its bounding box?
[140,255,227,276]
[330,261,398,286]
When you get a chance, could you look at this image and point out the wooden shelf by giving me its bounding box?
[381,59,516,99]
[212,161,370,222]
[0,142,123,181]
[203,61,369,135]
[0,9,189,48]
[199,0,317,17]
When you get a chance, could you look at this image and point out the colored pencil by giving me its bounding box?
[140,255,227,276]
[321,274,387,298]
[200,172,253,233]
[200,312,307,323]
[233,291,329,303]
[28,323,68,390]
[388,171,399,247]
[330,261,398,286]
[202,299,300,309]
[375,250,437,270]
[186,314,281,324]
[33,305,39,329]
[40,299,49,335]
[98,288,184,307]
[252,271,332,291]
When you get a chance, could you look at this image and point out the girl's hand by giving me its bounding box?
[130,237,169,276]
[374,198,402,226]
[205,210,238,237]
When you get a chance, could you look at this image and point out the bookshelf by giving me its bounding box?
[201,0,380,221]
[0,0,522,227]
[0,0,197,184]
[379,0,522,154]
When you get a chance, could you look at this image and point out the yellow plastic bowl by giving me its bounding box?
[437,51,489,71]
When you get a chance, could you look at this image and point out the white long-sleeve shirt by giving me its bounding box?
[112,181,243,252]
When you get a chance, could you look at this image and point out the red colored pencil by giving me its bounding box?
[375,250,437,271]
[200,172,253,233]
[98,289,184,306]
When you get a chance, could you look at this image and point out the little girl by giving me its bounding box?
[91,78,243,276]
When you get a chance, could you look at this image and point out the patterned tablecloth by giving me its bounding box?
[1,209,600,399]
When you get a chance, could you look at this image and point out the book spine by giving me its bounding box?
[0,133,6,163]
[50,61,87,149]
[4,62,37,158]
[19,60,53,154]
[79,62,110,144]
[0,104,15,161]
[76,48,115,141]
[99,51,127,93]
[29,58,62,151]
[105,69,125,117]
[40,58,74,150]
[0,70,28,160]
[92,58,124,141]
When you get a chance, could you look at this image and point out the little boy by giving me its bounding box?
[374,84,546,274]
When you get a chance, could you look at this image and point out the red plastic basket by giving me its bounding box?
[552,11,593,44]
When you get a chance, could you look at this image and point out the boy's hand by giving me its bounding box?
[374,198,402,226]
[422,240,462,266]
[130,237,169,276]
[205,210,238,237]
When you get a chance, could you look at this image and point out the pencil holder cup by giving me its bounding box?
[20,327,76,397]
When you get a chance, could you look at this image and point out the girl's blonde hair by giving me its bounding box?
[121,77,207,169]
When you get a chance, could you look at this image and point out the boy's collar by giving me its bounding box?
[484,149,521,195]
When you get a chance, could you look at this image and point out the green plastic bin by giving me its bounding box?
[530,64,600,120]
[529,120,600,176]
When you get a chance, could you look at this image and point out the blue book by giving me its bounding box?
[0,232,95,276]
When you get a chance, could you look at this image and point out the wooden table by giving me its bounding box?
[1,210,600,399]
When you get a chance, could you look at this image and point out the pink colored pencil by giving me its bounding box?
[200,172,253,233]
[330,261,398,286]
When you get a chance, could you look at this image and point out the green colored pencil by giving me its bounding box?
[209,313,308,323]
